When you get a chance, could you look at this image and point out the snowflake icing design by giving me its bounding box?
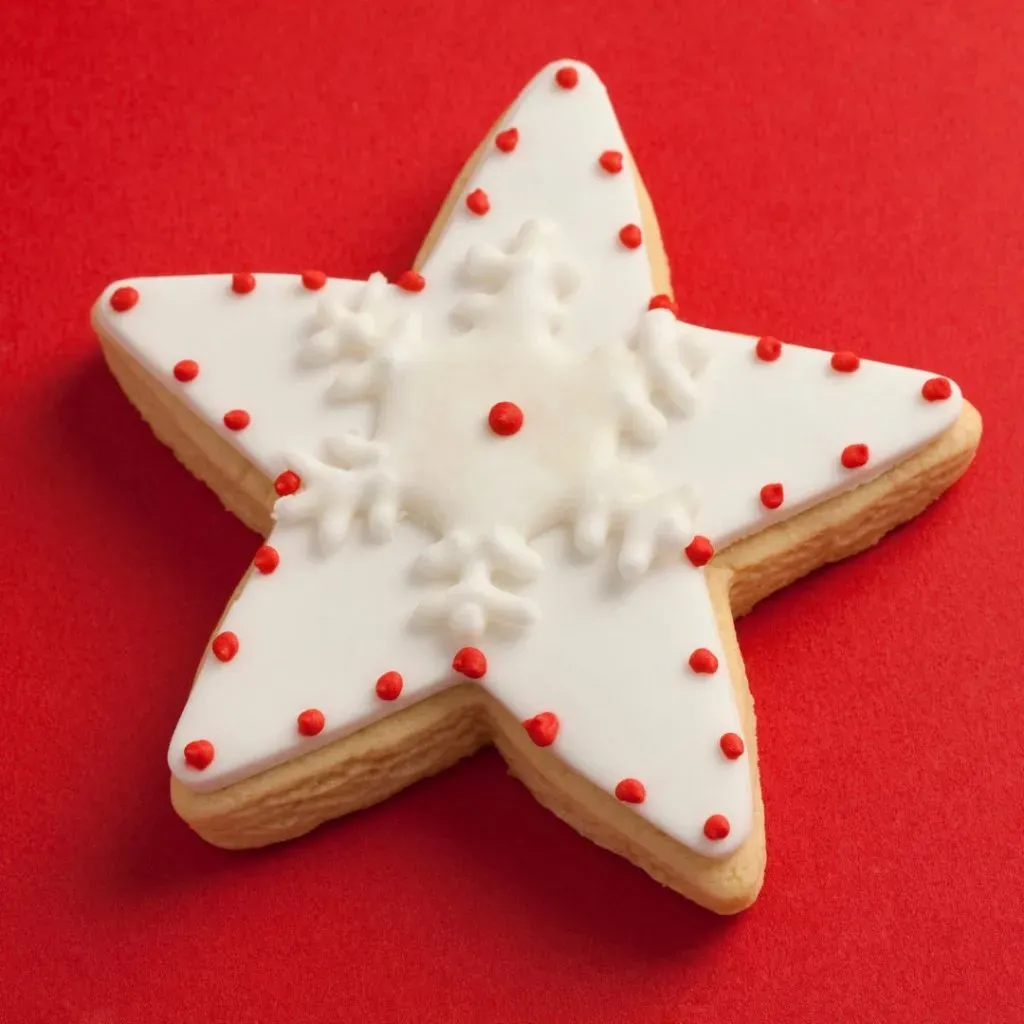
[278,220,707,640]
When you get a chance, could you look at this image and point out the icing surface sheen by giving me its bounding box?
[92,60,963,859]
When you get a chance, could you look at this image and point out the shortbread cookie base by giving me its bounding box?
[95,104,982,915]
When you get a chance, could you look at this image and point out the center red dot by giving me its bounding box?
[488,402,523,436]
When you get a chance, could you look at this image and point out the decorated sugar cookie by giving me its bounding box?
[91,60,980,913]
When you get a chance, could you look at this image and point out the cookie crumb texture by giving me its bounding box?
[92,59,980,915]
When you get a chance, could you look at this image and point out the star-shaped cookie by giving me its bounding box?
[91,59,981,913]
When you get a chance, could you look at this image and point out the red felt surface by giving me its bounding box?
[2,2,1023,1021]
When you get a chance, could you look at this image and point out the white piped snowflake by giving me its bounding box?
[275,218,708,640]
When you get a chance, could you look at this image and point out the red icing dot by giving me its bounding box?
[109,286,139,312]
[223,409,251,431]
[488,401,523,436]
[184,739,214,770]
[619,224,642,249]
[396,270,425,292]
[648,294,679,316]
[756,336,782,362]
[599,150,624,174]
[211,631,239,663]
[555,66,579,89]
[841,443,870,469]
[466,189,490,216]
[523,712,559,747]
[688,648,719,675]
[831,350,860,373]
[274,470,301,496]
[452,647,487,679]
[704,814,731,840]
[297,709,325,736]
[253,545,279,575]
[720,733,745,759]
[173,359,199,382]
[922,377,952,402]
[301,269,326,291]
[375,671,404,701]
[615,778,646,804]
[495,127,519,152]
[684,535,714,567]
[760,482,784,509]
[231,272,256,295]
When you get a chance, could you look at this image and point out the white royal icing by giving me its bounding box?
[274,215,703,637]
[92,60,964,859]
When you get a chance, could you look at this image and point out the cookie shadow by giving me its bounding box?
[57,350,272,898]
[56,351,259,578]
[339,748,747,962]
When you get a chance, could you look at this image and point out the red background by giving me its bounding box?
[2,2,1023,1021]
